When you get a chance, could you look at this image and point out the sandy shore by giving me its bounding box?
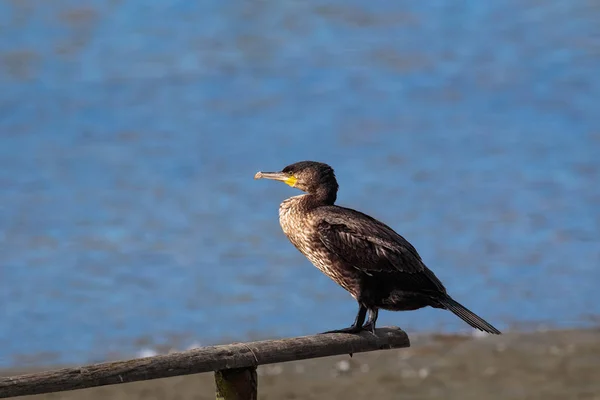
[3,327,600,399]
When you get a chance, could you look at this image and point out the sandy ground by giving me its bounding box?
[3,328,600,400]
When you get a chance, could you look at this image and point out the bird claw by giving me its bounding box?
[362,323,376,335]
[320,324,376,335]
[320,325,364,334]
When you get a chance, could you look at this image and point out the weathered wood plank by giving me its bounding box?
[0,327,409,399]
[214,367,257,400]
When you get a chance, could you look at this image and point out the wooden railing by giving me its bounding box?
[0,327,410,399]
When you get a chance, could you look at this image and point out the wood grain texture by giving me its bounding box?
[214,367,258,400]
[0,327,409,399]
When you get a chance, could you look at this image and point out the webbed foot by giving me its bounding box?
[320,325,364,334]
[361,322,376,335]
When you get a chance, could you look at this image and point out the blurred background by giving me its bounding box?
[0,1,599,395]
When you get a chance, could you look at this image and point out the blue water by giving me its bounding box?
[1,0,599,367]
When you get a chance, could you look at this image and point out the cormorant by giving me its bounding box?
[254,161,501,335]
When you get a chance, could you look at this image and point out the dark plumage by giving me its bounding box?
[254,161,501,335]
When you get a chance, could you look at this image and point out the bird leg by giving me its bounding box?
[361,308,379,334]
[321,304,367,334]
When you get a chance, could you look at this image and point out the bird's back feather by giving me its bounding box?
[314,205,447,293]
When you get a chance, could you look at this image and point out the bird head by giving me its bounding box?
[254,161,339,198]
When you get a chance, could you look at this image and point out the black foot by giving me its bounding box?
[320,325,364,334]
[321,304,369,335]
[362,308,378,335]
[362,322,376,334]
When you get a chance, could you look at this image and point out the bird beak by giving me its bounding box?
[254,171,298,187]
[254,171,286,181]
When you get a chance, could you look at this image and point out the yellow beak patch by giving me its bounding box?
[284,175,298,187]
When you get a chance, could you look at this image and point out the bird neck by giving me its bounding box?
[280,187,337,213]
[306,186,337,207]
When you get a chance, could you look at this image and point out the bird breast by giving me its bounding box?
[278,195,314,255]
[278,196,359,297]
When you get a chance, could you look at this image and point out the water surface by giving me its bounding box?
[1,0,599,367]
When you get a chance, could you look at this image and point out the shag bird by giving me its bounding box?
[254,161,501,335]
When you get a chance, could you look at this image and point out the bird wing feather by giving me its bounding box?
[315,207,447,293]
[315,207,425,274]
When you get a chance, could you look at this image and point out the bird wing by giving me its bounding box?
[315,207,424,274]
[316,207,446,292]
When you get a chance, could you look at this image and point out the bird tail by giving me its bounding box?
[437,296,501,335]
